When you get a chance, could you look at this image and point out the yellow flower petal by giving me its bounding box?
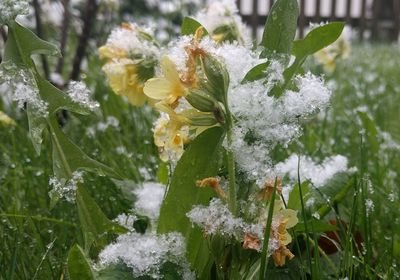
[144,78,173,100]
[161,56,181,83]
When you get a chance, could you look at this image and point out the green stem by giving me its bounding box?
[297,156,313,279]
[225,108,237,215]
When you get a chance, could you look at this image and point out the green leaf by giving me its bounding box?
[292,22,345,58]
[8,21,61,59]
[157,162,169,185]
[157,127,224,275]
[76,184,128,250]
[67,244,95,280]
[37,76,91,116]
[357,111,379,154]
[49,117,121,180]
[287,181,311,211]
[260,0,299,58]
[294,219,337,233]
[271,22,345,98]
[242,62,269,83]
[96,263,137,280]
[181,17,208,36]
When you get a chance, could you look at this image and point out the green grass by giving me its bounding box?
[1,44,400,279]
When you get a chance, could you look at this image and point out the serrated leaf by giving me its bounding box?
[9,20,61,59]
[242,62,269,83]
[288,181,311,211]
[67,244,95,280]
[77,184,128,250]
[181,17,208,36]
[157,127,224,276]
[292,22,345,58]
[260,0,299,58]
[49,118,121,180]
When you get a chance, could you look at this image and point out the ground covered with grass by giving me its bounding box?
[1,38,400,280]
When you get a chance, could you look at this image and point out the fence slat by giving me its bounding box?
[315,0,321,22]
[346,0,352,22]
[269,0,274,9]
[394,0,400,40]
[239,0,398,41]
[251,0,259,38]
[299,0,306,38]
[330,0,337,21]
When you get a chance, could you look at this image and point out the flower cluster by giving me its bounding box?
[99,23,160,106]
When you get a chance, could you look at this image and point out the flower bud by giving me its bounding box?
[186,89,217,112]
[189,114,218,126]
[202,55,230,102]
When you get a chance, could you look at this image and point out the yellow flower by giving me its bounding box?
[0,111,16,126]
[98,45,126,60]
[144,56,187,106]
[102,59,147,106]
[153,113,190,162]
[271,201,298,266]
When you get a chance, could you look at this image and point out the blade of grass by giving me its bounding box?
[259,177,278,280]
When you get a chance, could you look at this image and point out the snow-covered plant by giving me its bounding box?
[94,0,345,278]
[0,0,348,279]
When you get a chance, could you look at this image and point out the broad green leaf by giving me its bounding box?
[260,0,299,58]
[157,127,224,275]
[49,117,121,180]
[37,76,91,116]
[9,21,61,59]
[242,62,269,83]
[96,263,137,280]
[271,22,344,98]
[76,184,127,250]
[292,22,345,58]
[287,181,311,211]
[181,17,208,36]
[67,244,95,280]
[294,219,337,233]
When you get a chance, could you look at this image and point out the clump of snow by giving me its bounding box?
[114,213,137,230]
[365,198,374,216]
[276,154,351,188]
[194,0,250,44]
[282,73,331,118]
[66,81,99,111]
[98,232,195,279]
[187,198,245,238]
[187,198,283,254]
[103,23,159,59]
[133,182,166,220]
[48,171,84,203]
[228,71,332,184]
[0,63,48,118]
[0,0,30,24]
